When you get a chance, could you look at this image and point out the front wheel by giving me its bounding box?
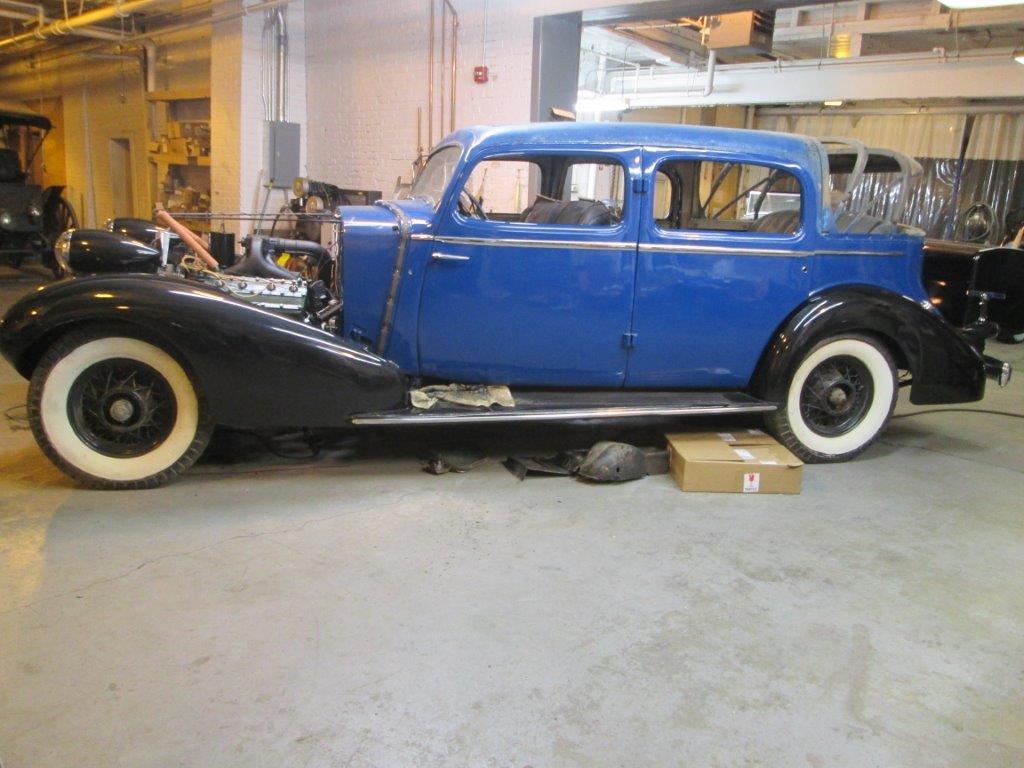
[765,335,897,463]
[28,330,212,489]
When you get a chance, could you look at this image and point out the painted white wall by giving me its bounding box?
[212,0,308,233]
[302,0,655,196]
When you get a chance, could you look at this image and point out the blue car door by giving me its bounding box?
[417,150,640,387]
[626,149,814,388]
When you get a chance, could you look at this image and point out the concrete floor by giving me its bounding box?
[1,270,1022,768]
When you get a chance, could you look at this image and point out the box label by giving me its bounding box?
[743,472,761,493]
[733,448,755,461]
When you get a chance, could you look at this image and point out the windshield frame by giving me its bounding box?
[407,143,464,210]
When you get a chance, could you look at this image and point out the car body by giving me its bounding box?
[0,101,78,269]
[0,122,1012,488]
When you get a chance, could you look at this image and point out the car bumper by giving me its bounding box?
[984,355,1012,387]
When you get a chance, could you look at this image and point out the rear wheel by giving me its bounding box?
[28,330,212,489]
[765,335,897,463]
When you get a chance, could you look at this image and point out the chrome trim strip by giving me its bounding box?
[814,249,905,257]
[414,233,904,258]
[351,402,777,425]
[639,242,808,257]
[431,235,630,251]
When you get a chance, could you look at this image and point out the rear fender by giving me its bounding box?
[0,274,407,428]
[751,285,986,406]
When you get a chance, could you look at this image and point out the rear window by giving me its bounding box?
[654,159,802,236]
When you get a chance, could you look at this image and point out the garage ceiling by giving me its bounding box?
[585,0,1024,67]
[2,0,1023,75]
[583,0,1024,68]
[0,0,282,64]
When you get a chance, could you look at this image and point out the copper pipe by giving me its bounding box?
[155,210,218,269]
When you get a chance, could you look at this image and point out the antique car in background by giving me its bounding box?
[0,101,78,270]
[0,122,1013,489]
[819,136,1024,344]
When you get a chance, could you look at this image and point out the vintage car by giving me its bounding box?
[0,101,78,270]
[0,122,1013,489]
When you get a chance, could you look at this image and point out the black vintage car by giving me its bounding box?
[0,101,78,270]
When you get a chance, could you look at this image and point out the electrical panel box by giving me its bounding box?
[266,121,300,188]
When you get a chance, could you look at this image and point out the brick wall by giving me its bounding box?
[303,0,651,196]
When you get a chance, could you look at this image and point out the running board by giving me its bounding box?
[351,390,775,425]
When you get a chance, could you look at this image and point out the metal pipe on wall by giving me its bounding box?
[445,0,458,133]
[427,0,435,149]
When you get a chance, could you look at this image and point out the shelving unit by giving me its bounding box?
[146,89,211,227]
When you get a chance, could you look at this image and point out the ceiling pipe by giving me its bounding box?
[0,0,167,50]
[0,0,127,42]
[0,0,298,66]
[758,103,1024,116]
[0,0,43,27]
[598,46,1020,105]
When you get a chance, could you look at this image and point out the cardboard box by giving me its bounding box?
[666,431,803,494]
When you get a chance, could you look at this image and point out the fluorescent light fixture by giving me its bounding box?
[939,0,1024,8]
[823,100,844,107]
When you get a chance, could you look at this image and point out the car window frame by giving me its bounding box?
[650,154,809,241]
[445,147,634,235]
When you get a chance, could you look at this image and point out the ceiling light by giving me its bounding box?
[938,0,1024,9]
[823,100,844,107]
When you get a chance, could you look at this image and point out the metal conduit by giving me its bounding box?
[0,0,167,49]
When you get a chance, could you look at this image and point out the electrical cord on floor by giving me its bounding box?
[891,407,1024,421]
[4,403,28,424]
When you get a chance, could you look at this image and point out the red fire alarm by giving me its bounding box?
[473,65,489,84]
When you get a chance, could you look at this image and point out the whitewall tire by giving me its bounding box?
[27,330,212,489]
[766,335,897,463]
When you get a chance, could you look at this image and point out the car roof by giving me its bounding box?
[442,122,827,170]
[0,100,52,131]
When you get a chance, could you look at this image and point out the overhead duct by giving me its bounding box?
[706,10,775,58]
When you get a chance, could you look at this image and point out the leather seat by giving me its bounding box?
[748,209,801,235]
[523,199,616,226]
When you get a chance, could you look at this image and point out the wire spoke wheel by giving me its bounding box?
[28,332,212,489]
[44,197,78,244]
[799,355,873,437]
[765,335,897,463]
[67,358,178,458]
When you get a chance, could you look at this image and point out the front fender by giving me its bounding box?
[0,274,407,428]
[752,285,986,406]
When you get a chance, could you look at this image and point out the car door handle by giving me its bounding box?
[431,252,470,262]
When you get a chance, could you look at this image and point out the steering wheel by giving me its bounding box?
[459,188,487,220]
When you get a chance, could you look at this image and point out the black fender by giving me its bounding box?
[751,285,986,406]
[0,274,407,428]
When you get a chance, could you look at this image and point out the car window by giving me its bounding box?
[408,145,462,209]
[459,154,625,227]
[655,159,802,236]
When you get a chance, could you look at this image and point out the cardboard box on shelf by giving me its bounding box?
[666,431,803,494]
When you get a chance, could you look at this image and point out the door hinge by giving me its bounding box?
[632,177,648,194]
[622,332,638,349]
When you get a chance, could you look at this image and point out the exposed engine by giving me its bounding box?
[189,267,309,313]
[56,218,343,330]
